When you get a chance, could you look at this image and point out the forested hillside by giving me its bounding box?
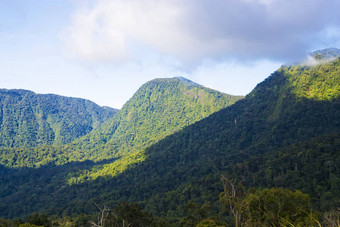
[0,89,117,147]
[0,77,242,218]
[0,57,339,225]
[64,58,338,218]
[0,77,242,169]
[65,77,243,161]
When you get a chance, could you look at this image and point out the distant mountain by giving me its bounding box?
[311,47,340,60]
[0,89,118,147]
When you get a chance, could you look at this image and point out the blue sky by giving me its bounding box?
[1,0,339,108]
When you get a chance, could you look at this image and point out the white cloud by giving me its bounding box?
[63,0,187,62]
[63,0,340,65]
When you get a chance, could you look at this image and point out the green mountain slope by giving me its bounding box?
[0,77,242,170]
[64,77,243,162]
[24,57,339,217]
[0,77,243,218]
[0,89,117,147]
[74,58,338,215]
[1,57,339,219]
[0,77,241,168]
[130,58,340,214]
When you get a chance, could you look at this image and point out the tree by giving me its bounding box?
[89,204,111,227]
[322,209,340,227]
[19,224,42,227]
[180,203,211,227]
[27,213,49,227]
[113,202,154,227]
[196,219,224,227]
[241,188,320,226]
[219,175,245,227]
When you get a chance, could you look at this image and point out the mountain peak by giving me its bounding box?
[146,77,199,88]
[174,76,199,86]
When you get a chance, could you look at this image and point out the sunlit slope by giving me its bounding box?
[65,77,243,161]
[67,58,340,215]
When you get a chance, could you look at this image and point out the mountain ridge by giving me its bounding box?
[0,77,243,168]
[0,88,118,147]
[311,47,340,60]
[0,57,339,223]
[56,57,340,217]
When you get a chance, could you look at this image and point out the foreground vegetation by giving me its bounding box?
[1,185,338,226]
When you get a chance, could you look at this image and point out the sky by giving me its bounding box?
[0,0,339,108]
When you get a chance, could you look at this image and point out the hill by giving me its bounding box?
[0,89,118,147]
[65,77,243,162]
[0,77,242,169]
[0,57,339,221]
[30,57,340,217]
[0,77,243,218]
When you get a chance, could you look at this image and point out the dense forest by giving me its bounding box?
[0,51,339,226]
[0,77,242,168]
[0,89,117,147]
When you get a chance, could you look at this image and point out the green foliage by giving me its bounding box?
[0,78,242,173]
[180,203,212,227]
[64,77,242,162]
[27,213,49,227]
[0,59,339,223]
[281,59,340,100]
[241,188,319,226]
[196,219,224,227]
[0,77,241,219]
[0,89,117,148]
[111,202,154,227]
[219,176,245,227]
[19,224,41,227]
[233,133,340,211]
[0,217,19,227]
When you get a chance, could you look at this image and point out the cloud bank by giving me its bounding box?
[63,0,340,64]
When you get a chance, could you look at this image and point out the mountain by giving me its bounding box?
[22,56,338,218]
[0,89,118,147]
[121,57,339,215]
[0,57,339,221]
[311,47,340,60]
[0,77,243,218]
[64,77,243,162]
[0,77,242,168]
